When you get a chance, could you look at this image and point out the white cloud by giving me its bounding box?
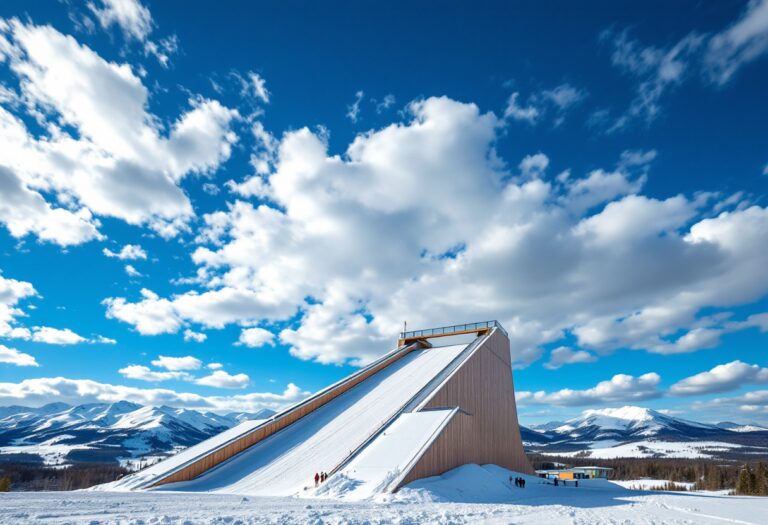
[30,326,86,345]
[670,360,768,396]
[519,152,549,178]
[124,264,142,277]
[104,289,182,335]
[151,355,202,371]
[118,364,189,382]
[195,370,250,389]
[0,344,38,367]
[0,377,307,412]
[183,329,207,343]
[0,272,37,338]
[705,0,768,85]
[102,96,768,369]
[207,362,223,370]
[237,327,275,348]
[375,94,396,113]
[516,372,662,406]
[88,0,153,41]
[544,346,597,370]
[694,390,768,416]
[346,90,364,122]
[247,72,270,104]
[504,84,585,126]
[503,92,539,123]
[0,166,103,246]
[604,30,703,131]
[103,244,147,260]
[0,19,238,243]
[541,83,585,110]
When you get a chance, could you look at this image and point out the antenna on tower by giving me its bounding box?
[403,320,407,333]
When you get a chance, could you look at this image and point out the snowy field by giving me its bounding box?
[541,439,749,459]
[2,464,767,524]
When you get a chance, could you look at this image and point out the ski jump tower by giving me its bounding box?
[107,321,532,497]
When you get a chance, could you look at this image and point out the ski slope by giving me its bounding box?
[156,343,469,496]
[95,418,268,491]
[316,408,457,500]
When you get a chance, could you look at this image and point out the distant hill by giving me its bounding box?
[521,406,768,460]
[0,401,274,467]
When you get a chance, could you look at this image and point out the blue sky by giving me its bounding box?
[1,0,767,425]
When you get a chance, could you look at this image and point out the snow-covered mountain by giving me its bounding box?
[522,406,768,460]
[0,402,275,466]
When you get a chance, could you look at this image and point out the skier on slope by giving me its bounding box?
[314,472,320,487]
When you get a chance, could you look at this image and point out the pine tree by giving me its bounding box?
[737,466,752,495]
[755,463,768,496]
[0,477,11,492]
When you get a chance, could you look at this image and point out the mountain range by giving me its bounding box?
[0,401,274,467]
[1,403,766,467]
[522,406,768,460]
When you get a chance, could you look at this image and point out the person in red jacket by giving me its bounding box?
[314,472,320,487]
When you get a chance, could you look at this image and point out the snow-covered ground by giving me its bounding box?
[611,478,697,491]
[542,439,746,459]
[2,464,766,524]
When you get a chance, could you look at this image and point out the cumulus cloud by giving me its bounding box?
[183,329,207,343]
[237,327,275,348]
[670,360,768,396]
[102,96,768,369]
[124,264,142,277]
[0,377,307,412]
[0,272,37,338]
[118,364,189,382]
[151,355,202,371]
[1,273,111,345]
[544,346,597,370]
[516,372,662,406]
[0,19,238,243]
[195,370,250,389]
[0,344,38,367]
[694,390,768,416]
[30,327,86,345]
[103,244,147,260]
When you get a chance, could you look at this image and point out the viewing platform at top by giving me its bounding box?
[397,320,507,347]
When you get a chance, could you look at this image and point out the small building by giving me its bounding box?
[536,466,612,480]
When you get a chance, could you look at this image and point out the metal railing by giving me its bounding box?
[399,320,507,340]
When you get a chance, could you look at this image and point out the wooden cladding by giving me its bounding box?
[151,344,417,487]
[396,329,533,488]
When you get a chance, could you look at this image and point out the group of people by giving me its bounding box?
[314,471,329,487]
[510,476,526,488]
[552,478,578,487]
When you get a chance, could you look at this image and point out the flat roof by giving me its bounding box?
[535,467,613,473]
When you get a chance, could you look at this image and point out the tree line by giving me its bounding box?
[0,463,128,491]
[529,455,768,494]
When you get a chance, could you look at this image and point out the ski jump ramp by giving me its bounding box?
[104,321,532,497]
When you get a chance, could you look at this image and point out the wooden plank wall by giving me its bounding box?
[396,329,533,488]
[152,343,419,487]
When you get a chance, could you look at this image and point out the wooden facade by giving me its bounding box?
[396,329,533,488]
[150,341,423,487]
